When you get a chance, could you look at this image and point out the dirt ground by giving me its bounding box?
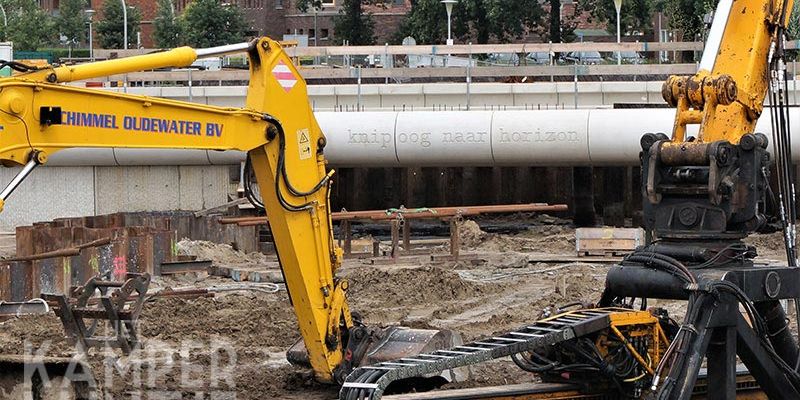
[0,216,792,399]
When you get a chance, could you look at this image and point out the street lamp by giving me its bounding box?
[313,5,318,46]
[85,9,95,59]
[121,0,128,49]
[441,0,457,46]
[613,0,622,65]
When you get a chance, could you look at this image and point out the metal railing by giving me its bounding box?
[79,40,800,86]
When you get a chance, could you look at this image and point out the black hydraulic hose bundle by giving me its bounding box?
[243,154,265,212]
[0,60,41,73]
[767,32,797,265]
[243,115,332,213]
[766,24,800,371]
[620,247,800,396]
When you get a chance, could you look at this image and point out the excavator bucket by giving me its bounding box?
[360,326,462,366]
[287,326,462,385]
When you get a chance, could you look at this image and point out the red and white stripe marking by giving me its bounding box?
[272,60,298,92]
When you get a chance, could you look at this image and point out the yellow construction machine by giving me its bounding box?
[341,0,800,396]
[0,38,459,397]
[2,0,800,394]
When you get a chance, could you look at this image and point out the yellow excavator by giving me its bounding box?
[0,38,459,395]
[1,0,799,394]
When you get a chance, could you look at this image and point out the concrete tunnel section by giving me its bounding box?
[45,108,800,168]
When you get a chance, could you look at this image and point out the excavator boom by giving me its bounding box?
[0,38,456,387]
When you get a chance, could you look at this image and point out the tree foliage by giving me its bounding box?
[153,0,181,48]
[399,0,547,45]
[393,0,445,44]
[4,0,57,50]
[662,0,713,39]
[579,0,654,35]
[296,0,379,45]
[787,0,800,40]
[179,0,246,48]
[57,0,88,45]
[96,0,141,49]
[333,0,376,44]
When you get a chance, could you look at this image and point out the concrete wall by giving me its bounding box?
[0,167,96,232]
[1,165,235,231]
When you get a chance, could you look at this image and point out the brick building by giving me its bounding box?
[282,0,411,45]
[41,0,412,48]
[40,0,669,50]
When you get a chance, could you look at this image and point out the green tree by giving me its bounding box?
[579,0,654,35]
[393,0,445,44]
[786,0,800,39]
[662,0,713,39]
[153,0,182,48]
[296,0,379,45]
[96,0,141,49]
[398,0,544,45]
[333,0,375,44]
[542,0,580,43]
[179,0,246,48]
[57,0,88,45]
[5,0,57,50]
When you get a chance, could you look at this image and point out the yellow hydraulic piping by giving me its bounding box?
[25,41,253,84]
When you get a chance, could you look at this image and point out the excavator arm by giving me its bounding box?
[0,38,454,385]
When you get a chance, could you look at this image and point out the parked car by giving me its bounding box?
[618,51,645,64]
[487,52,520,66]
[564,51,604,65]
[525,51,552,65]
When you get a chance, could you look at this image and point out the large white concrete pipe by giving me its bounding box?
[46,108,799,167]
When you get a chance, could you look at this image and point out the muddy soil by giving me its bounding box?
[0,216,787,399]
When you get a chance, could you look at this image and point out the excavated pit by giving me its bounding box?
[0,216,790,399]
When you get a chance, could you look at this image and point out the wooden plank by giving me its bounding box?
[193,198,249,217]
[94,63,700,83]
[527,254,623,263]
[284,41,707,57]
[96,41,709,60]
[158,260,212,275]
[575,227,644,256]
[382,382,581,400]
[208,265,283,283]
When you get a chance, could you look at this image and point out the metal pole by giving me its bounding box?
[466,42,471,110]
[616,8,621,65]
[0,157,40,201]
[357,66,361,111]
[188,69,193,102]
[574,67,578,109]
[121,0,128,50]
[447,14,452,44]
[88,21,93,59]
[442,0,456,46]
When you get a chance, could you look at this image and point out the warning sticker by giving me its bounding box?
[272,60,298,92]
[297,128,312,160]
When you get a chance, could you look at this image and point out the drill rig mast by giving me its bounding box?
[341,0,800,398]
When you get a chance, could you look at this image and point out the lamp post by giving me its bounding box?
[121,0,128,49]
[614,0,622,65]
[441,0,457,46]
[85,9,95,60]
[313,5,318,46]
